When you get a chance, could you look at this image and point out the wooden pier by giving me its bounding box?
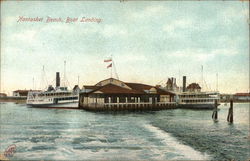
[80,102,177,111]
[79,78,176,111]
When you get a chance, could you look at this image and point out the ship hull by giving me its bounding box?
[178,103,217,109]
[27,102,79,108]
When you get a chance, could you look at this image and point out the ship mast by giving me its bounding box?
[40,65,48,90]
[201,65,203,91]
[78,75,79,85]
[0,55,1,93]
[63,61,66,87]
[216,73,218,92]
[33,77,35,90]
[178,69,181,92]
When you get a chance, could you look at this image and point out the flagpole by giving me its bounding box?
[111,64,112,78]
[111,55,113,78]
[104,56,113,78]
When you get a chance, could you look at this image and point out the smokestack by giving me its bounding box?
[171,77,174,88]
[183,76,186,92]
[56,72,60,87]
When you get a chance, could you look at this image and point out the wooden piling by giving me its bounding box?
[227,100,233,123]
[212,100,218,121]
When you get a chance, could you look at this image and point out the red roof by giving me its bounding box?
[89,84,144,94]
[82,85,100,92]
[125,83,153,92]
[235,93,250,96]
[187,83,201,89]
[87,83,174,95]
[83,78,174,95]
[13,90,29,94]
[83,85,98,89]
[0,93,7,97]
[94,78,118,86]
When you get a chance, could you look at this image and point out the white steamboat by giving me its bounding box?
[177,91,220,109]
[27,72,79,108]
[164,76,220,109]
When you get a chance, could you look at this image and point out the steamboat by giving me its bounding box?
[164,76,220,109]
[26,72,79,108]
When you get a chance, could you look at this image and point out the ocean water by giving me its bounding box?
[0,102,249,160]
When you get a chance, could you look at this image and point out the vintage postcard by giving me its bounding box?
[0,0,249,160]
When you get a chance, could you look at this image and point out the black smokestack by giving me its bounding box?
[56,72,60,87]
[183,76,186,92]
[171,77,174,88]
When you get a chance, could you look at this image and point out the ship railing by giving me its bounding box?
[33,94,76,99]
[180,102,216,104]
[180,97,219,100]
[156,102,176,105]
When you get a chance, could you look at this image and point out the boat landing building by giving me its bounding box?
[79,78,176,111]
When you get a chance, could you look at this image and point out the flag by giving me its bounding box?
[107,63,112,68]
[104,58,112,62]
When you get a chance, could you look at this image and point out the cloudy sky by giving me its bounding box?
[1,1,249,95]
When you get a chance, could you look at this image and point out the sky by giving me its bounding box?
[1,1,249,95]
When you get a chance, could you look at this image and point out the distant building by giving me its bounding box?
[186,83,201,92]
[79,78,176,110]
[13,90,29,97]
[13,90,42,97]
[0,93,7,97]
[233,93,250,101]
[220,94,233,102]
[82,85,98,93]
[73,85,81,94]
[166,77,178,91]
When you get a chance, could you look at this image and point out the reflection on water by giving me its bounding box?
[0,102,249,160]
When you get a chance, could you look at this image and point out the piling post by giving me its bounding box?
[227,100,233,123]
[212,100,218,121]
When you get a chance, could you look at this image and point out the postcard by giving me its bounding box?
[0,0,249,160]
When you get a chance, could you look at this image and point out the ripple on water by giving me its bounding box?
[0,103,249,160]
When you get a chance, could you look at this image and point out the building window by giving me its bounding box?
[104,97,109,103]
[119,96,126,103]
[130,97,135,103]
[111,96,117,103]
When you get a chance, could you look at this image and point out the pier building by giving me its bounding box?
[13,90,29,98]
[0,93,7,97]
[233,93,250,102]
[79,78,176,111]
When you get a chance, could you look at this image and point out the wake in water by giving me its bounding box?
[144,124,210,160]
[1,103,249,160]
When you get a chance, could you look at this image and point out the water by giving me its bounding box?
[0,102,249,160]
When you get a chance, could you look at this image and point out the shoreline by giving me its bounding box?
[0,97,26,104]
